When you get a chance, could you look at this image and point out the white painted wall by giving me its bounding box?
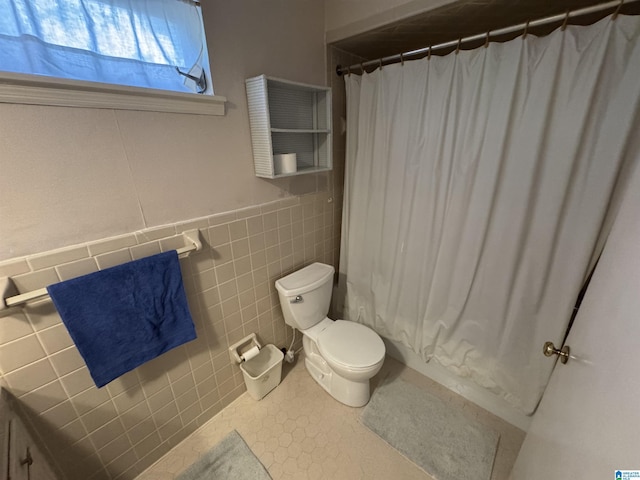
[325,0,458,42]
[326,0,416,30]
[0,0,326,261]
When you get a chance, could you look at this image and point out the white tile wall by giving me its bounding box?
[0,192,341,480]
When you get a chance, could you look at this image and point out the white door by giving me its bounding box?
[510,161,640,478]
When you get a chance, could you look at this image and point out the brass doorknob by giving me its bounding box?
[543,341,570,364]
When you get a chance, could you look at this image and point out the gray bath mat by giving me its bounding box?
[176,430,271,480]
[361,377,499,480]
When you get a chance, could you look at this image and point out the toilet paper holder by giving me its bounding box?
[229,333,262,364]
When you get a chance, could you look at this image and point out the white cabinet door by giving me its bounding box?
[9,416,58,480]
[510,162,640,478]
[9,418,30,480]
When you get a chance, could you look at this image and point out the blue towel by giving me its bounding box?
[47,251,196,387]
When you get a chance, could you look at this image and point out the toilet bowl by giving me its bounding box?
[275,263,385,407]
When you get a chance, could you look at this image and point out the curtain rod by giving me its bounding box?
[336,0,636,75]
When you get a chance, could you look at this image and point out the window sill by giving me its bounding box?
[0,72,226,116]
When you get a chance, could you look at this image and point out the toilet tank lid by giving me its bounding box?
[275,263,334,296]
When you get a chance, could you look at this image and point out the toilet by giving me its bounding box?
[275,263,385,407]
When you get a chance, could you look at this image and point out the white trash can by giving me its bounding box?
[240,344,284,400]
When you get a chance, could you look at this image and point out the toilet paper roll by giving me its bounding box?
[241,346,261,362]
[273,153,297,175]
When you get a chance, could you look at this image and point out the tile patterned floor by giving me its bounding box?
[136,354,525,480]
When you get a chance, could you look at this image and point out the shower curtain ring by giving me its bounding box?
[428,46,432,60]
[523,20,530,39]
[561,10,570,31]
[360,62,364,73]
[613,0,624,20]
[400,52,404,66]
[484,31,490,48]
[379,59,383,70]
[456,38,462,54]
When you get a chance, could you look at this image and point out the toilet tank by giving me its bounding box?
[275,263,334,331]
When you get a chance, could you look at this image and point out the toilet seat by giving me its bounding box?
[317,320,385,370]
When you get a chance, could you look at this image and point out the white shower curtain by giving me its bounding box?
[340,15,640,414]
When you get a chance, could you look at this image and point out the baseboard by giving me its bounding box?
[383,337,532,432]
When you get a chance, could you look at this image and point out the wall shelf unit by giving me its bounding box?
[246,75,332,179]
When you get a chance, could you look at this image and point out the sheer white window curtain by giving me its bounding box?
[340,14,640,414]
[0,0,209,94]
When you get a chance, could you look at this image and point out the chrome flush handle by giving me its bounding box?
[290,295,304,304]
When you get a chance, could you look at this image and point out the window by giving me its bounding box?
[0,0,225,115]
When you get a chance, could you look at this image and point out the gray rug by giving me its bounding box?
[176,430,271,480]
[361,377,499,480]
